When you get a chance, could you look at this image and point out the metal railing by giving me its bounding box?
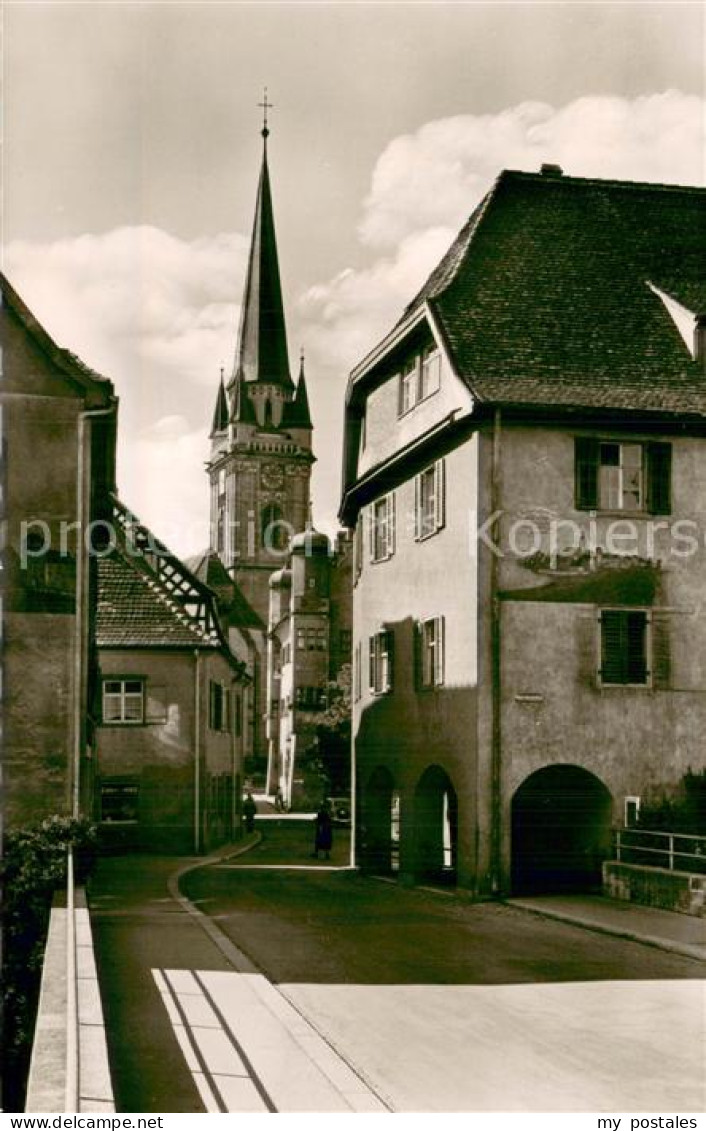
[613,826,706,875]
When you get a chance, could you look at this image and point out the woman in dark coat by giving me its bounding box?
[313,803,333,859]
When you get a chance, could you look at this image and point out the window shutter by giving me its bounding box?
[368,506,374,560]
[414,475,421,541]
[600,610,625,683]
[435,459,446,530]
[646,442,672,515]
[575,437,599,510]
[368,637,376,693]
[389,493,396,557]
[385,630,395,692]
[651,613,671,690]
[413,621,423,689]
[626,612,648,683]
[436,617,445,685]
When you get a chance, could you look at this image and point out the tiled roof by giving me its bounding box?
[97,549,217,648]
[406,170,706,416]
[186,551,265,630]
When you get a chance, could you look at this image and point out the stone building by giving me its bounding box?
[94,501,250,853]
[2,272,118,827]
[265,528,352,806]
[340,167,706,895]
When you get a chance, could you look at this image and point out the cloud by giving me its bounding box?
[359,91,706,249]
[5,91,704,554]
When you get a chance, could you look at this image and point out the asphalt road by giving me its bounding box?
[181,821,706,1112]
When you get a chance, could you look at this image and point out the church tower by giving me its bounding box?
[208,106,314,624]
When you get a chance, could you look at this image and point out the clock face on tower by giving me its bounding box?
[261,462,284,491]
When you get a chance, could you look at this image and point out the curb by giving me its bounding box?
[507,899,706,963]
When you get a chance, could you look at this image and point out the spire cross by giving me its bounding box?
[258,88,273,138]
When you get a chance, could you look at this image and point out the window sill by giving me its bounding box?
[414,527,444,543]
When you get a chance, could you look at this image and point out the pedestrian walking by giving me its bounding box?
[312,801,333,860]
[243,791,257,834]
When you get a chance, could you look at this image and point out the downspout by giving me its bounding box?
[74,406,115,819]
[194,650,202,853]
[490,407,503,894]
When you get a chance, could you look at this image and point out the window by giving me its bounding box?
[369,630,394,695]
[261,503,288,553]
[234,692,242,737]
[354,641,362,702]
[339,628,352,655]
[295,686,326,710]
[420,346,441,400]
[599,609,650,686]
[575,438,671,514]
[100,779,139,822]
[359,406,367,452]
[624,796,641,827]
[370,493,395,562]
[102,678,145,724]
[418,617,445,688]
[209,681,231,731]
[296,626,327,651]
[398,345,442,416]
[415,460,445,539]
[399,360,418,415]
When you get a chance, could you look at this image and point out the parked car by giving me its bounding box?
[328,796,351,825]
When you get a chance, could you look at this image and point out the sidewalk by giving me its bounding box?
[508,893,705,962]
[89,845,387,1113]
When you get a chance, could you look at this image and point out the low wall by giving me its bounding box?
[25,888,114,1112]
[603,861,706,918]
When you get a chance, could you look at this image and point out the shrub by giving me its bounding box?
[1,815,97,1112]
[636,769,706,836]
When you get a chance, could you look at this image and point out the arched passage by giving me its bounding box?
[414,765,458,885]
[511,764,612,894]
[362,766,396,875]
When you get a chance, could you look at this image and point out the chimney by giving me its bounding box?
[540,163,563,177]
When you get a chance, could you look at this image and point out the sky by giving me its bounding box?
[3,1,705,556]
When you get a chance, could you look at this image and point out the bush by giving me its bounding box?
[1,815,98,1112]
[636,769,706,836]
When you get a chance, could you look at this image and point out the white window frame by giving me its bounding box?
[370,493,395,563]
[415,459,445,540]
[624,796,641,827]
[369,630,393,696]
[399,360,418,416]
[598,441,644,511]
[103,678,145,725]
[419,616,445,688]
[420,345,442,400]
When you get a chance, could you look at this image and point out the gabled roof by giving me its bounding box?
[97,500,249,673]
[97,549,216,648]
[352,170,706,420]
[186,550,265,631]
[1,271,115,406]
[410,170,706,416]
[231,139,293,391]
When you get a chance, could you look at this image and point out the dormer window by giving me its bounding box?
[398,344,442,417]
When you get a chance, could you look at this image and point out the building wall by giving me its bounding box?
[494,423,706,887]
[353,435,481,887]
[96,648,243,853]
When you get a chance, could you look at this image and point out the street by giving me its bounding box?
[177,820,705,1112]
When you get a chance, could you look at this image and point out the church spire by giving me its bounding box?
[210,368,229,435]
[231,97,293,391]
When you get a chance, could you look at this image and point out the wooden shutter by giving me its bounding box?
[651,613,671,690]
[600,610,625,683]
[435,459,446,531]
[384,630,394,692]
[368,636,376,693]
[436,617,445,685]
[646,442,672,515]
[388,493,396,557]
[575,437,599,510]
[414,475,421,541]
[625,612,648,684]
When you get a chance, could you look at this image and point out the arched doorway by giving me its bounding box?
[362,766,396,875]
[511,764,612,894]
[414,765,458,885]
